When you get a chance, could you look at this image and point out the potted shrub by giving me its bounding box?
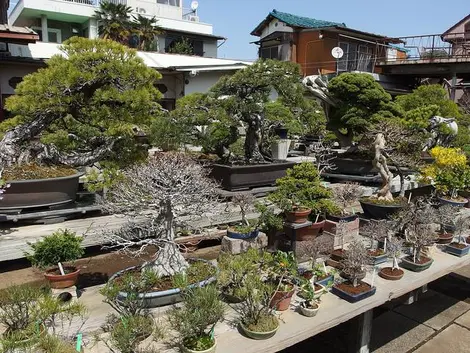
[298,281,324,318]
[227,194,259,240]
[401,224,436,272]
[444,215,470,257]
[329,182,362,222]
[25,229,84,289]
[361,220,390,265]
[436,205,456,244]
[332,240,375,303]
[267,251,298,311]
[255,202,283,247]
[420,147,470,207]
[329,220,349,264]
[299,233,335,286]
[169,285,225,353]
[379,237,405,281]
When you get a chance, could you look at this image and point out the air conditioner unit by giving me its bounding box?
[188,15,199,22]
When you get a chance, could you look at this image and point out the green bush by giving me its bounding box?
[26,229,84,269]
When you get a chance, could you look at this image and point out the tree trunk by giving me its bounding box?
[373,134,394,201]
[331,128,354,148]
[392,257,399,270]
[244,114,265,163]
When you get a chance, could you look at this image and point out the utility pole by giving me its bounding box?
[0,0,9,25]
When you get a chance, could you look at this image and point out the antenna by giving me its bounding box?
[190,0,199,12]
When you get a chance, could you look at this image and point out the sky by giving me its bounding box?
[190,0,470,60]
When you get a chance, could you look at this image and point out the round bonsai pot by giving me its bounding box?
[182,338,216,353]
[359,199,403,220]
[109,259,217,308]
[297,219,325,241]
[44,266,80,289]
[269,286,295,311]
[327,214,358,223]
[401,256,433,272]
[438,196,468,207]
[299,301,319,317]
[437,233,454,245]
[285,208,311,224]
[0,172,83,211]
[239,321,279,340]
[227,228,259,240]
[379,267,404,281]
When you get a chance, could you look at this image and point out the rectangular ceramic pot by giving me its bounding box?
[316,274,334,287]
[371,253,388,265]
[332,284,376,303]
[445,244,470,257]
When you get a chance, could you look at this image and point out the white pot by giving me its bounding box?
[182,338,216,353]
[271,139,291,160]
[300,302,320,317]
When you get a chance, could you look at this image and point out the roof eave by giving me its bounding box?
[442,14,470,36]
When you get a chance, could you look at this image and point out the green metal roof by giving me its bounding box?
[251,9,346,36]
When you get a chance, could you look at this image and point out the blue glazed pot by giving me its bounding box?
[332,283,376,303]
[445,243,470,257]
[316,274,334,287]
[438,197,468,207]
[227,229,259,240]
[109,259,217,308]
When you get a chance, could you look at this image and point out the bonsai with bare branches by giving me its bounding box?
[450,214,470,245]
[392,196,437,235]
[101,153,218,277]
[309,139,337,174]
[231,193,255,227]
[341,240,372,287]
[386,237,404,271]
[307,233,334,265]
[332,182,362,217]
[361,219,392,252]
[406,224,436,264]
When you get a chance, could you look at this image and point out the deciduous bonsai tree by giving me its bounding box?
[101,153,218,277]
[340,240,372,287]
[0,37,162,174]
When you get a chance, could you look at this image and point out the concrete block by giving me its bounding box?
[455,310,470,329]
[413,324,470,353]
[324,218,359,249]
[221,233,268,255]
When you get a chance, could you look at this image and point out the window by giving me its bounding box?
[32,27,62,44]
[157,0,180,6]
[260,46,279,60]
[337,42,349,71]
[165,36,204,56]
[357,45,374,72]
[338,41,360,72]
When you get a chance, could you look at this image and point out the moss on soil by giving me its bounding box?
[245,313,279,333]
[3,164,77,181]
[361,196,408,206]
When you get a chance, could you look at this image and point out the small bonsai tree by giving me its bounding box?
[306,233,333,267]
[230,193,256,233]
[392,196,437,235]
[386,236,404,271]
[25,229,84,270]
[450,214,470,245]
[269,162,338,216]
[169,285,225,351]
[332,182,362,217]
[341,240,372,287]
[255,202,283,237]
[361,220,391,254]
[406,224,436,263]
[101,153,218,277]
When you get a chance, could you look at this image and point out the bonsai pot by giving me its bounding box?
[368,249,388,265]
[332,158,376,176]
[379,267,404,281]
[269,286,295,311]
[445,243,470,257]
[44,266,80,289]
[359,199,404,220]
[109,260,217,308]
[0,172,83,211]
[327,214,358,223]
[227,228,259,240]
[285,208,312,224]
[332,281,376,303]
[296,219,325,241]
[299,269,314,280]
[299,301,319,317]
[240,321,279,340]
[209,162,296,191]
[298,284,325,300]
[182,338,216,353]
[274,127,289,139]
[271,139,292,161]
[401,256,433,272]
[438,196,468,207]
[315,274,334,287]
[331,249,346,262]
[437,233,454,245]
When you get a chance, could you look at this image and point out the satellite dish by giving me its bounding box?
[331,47,344,59]
[190,0,199,11]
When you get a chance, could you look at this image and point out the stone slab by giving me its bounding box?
[413,324,470,353]
[393,290,470,330]
[324,218,359,248]
[369,310,435,353]
[455,310,470,329]
[220,233,267,254]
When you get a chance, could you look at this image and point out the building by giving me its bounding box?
[251,9,401,76]
[442,14,470,57]
[8,0,224,57]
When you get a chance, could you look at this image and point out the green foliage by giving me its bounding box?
[108,314,155,353]
[150,114,187,151]
[269,162,338,215]
[25,229,84,269]
[168,285,225,349]
[452,114,470,155]
[132,15,162,51]
[3,37,162,167]
[328,73,402,141]
[84,165,124,193]
[255,203,283,233]
[168,37,194,55]
[267,251,298,285]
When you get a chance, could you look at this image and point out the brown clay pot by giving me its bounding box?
[379,267,404,281]
[285,208,311,224]
[437,233,454,245]
[296,219,325,241]
[269,287,295,311]
[44,266,80,289]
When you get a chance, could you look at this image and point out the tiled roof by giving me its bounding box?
[269,9,345,30]
[0,24,37,35]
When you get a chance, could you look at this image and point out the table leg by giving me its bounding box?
[349,309,373,353]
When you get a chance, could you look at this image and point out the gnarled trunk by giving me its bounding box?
[244,114,265,163]
[373,133,394,201]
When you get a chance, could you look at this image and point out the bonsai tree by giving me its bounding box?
[101,153,218,277]
[393,197,438,239]
[331,182,362,218]
[361,220,391,254]
[168,285,225,352]
[341,240,372,287]
[0,37,162,171]
[269,162,338,217]
[405,223,436,264]
[386,237,404,272]
[229,193,256,235]
[254,202,283,239]
[448,214,470,246]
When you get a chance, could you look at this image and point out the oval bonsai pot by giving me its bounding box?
[227,228,259,240]
[239,321,279,340]
[109,260,217,308]
[359,199,404,220]
[269,287,295,311]
[44,266,80,289]
[327,214,358,223]
[401,256,433,272]
[379,267,404,281]
[331,282,376,303]
[368,250,388,265]
[331,249,346,262]
[0,172,83,211]
[438,196,468,207]
[445,243,470,257]
[315,274,334,287]
[182,338,216,353]
[285,208,312,224]
[437,233,454,245]
[296,219,325,241]
[299,301,319,317]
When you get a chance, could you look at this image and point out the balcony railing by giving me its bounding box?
[57,0,128,5]
[382,32,470,63]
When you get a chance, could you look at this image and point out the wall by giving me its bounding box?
[260,18,293,39]
[185,70,232,95]
[203,40,217,57]
[297,30,337,76]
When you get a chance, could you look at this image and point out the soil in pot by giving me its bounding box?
[368,249,385,257]
[379,267,404,281]
[300,269,314,280]
[335,281,372,295]
[241,314,279,340]
[285,208,311,224]
[447,242,468,249]
[401,256,433,272]
[300,301,319,317]
[3,164,77,181]
[44,266,80,289]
